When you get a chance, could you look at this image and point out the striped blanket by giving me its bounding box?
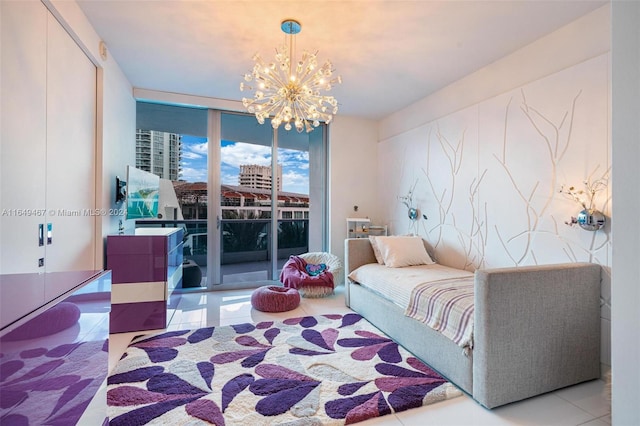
[404,276,475,354]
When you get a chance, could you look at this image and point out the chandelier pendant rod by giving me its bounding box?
[288,28,294,81]
[282,18,299,82]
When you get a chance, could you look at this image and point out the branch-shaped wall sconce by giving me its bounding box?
[560,175,607,231]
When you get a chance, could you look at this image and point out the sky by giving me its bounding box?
[180,135,309,195]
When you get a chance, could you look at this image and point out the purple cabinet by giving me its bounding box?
[107,228,183,333]
[0,270,111,425]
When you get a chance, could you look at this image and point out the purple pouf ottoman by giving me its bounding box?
[251,286,300,313]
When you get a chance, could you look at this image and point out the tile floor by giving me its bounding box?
[106,286,611,426]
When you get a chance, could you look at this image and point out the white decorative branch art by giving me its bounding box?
[377,52,611,368]
[380,55,609,270]
[490,88,583,265]
[417,109,486,270]
[482,56,609,268]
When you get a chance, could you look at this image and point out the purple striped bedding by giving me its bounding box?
[404,276,475,353]
[347,263,475,353]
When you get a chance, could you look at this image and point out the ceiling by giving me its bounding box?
[76,0,607,120]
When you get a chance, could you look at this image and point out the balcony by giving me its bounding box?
[135,218,309,288]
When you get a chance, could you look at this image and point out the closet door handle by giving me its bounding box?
[39,224,44,246]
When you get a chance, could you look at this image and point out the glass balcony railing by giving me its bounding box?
[135,218,309,287]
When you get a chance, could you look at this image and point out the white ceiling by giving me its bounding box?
[76,0,607,120]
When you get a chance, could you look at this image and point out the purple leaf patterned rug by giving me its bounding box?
[107,313,461,425]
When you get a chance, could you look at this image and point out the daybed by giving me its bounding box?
[344,236,601,408]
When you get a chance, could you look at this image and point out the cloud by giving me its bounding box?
[181,138,207,160]
[181,139,208,182]
[279,149,309,170]
[221,165,240,185]
[182,151,203,160]
[180,166,208,182]
[282,170,309,194]
[180,141,309,193]
[191,142,208,155]
[221,142,271,168]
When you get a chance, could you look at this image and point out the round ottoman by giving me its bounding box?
[251,286,300,313]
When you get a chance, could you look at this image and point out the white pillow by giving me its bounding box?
[375,235,435,268]
[368,236,385,264]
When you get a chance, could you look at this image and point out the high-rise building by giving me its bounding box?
[135,129,182,180]
[239,164,282,191]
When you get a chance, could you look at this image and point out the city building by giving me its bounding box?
[239,164,282,191]
[172,181,308,220]
[136,129,182,180]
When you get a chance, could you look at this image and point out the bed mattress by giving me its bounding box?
[348,263,473,308]
[348,263,475,351]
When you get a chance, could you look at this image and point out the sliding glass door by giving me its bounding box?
[212,112,324,289]
[134,102,327,291]
[218,113,275,284]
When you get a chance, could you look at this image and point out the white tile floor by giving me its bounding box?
[106,286,611,426]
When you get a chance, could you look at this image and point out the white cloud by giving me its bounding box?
[189,142,310,193]
[180,166,208,182]
[191,142,208,155]
[282,170,309,194]
[221,143,271,167]
[182,151,203,160]
[221,171,239,185]
[279,149,309,170]
[279,149,308,160]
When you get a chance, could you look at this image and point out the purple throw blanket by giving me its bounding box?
[280,255,334,289]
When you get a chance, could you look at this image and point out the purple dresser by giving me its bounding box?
[0,270,111,425]
[107,227,183,333]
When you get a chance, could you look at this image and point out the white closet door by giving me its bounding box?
[44,12,97,284]
[0,1,48,275]
[0,1,48,327]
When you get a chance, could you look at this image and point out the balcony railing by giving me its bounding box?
[135,218,309,270]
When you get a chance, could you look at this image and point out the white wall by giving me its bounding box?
[377,5,611,364]
[379,6,610,141]
[611,2,640,424]
[1,2,48,275]
[47,0,136,265]
[328,115,379,262]
[98,60,136,244]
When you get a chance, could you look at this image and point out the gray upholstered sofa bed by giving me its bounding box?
[344,237,601,408]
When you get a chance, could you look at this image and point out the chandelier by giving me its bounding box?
[240,19,341,133]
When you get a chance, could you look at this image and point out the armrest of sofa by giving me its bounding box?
[344,238,377,307]
[472,262,601,408]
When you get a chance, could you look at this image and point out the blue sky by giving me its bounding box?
[180,135,309,194]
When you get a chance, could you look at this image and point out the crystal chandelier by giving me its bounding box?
[240,19,341,133]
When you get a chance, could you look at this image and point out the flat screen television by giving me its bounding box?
[125,165,160,219]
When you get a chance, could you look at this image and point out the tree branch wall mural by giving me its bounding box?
[378,53,611,365]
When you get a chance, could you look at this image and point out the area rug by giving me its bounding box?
[107,313,461,425]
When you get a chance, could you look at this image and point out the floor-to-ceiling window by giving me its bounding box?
[135,102,209,288]
[135,103,328,291]
[212,112,325,289]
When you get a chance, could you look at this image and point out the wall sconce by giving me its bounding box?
[566,209,606,231]
[399,181,420,220]
[560,176,608,231]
